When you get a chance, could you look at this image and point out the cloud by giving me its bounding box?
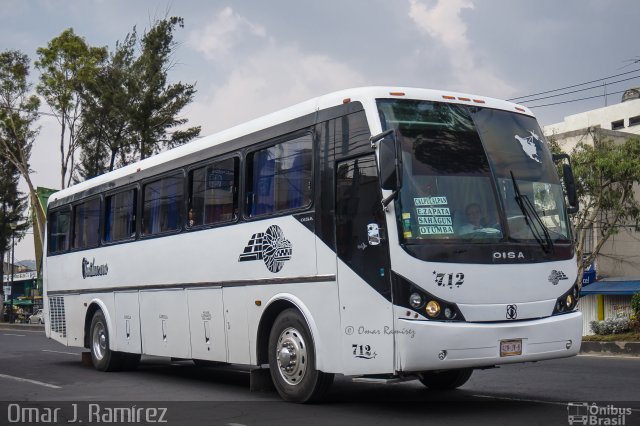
[408,0,516,97]
[187,6,266,59]
[185,8,364,136]
[186,44,365,135]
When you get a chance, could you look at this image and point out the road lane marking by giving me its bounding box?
[42,349,80,356]
[0,373,61,389]
[2,333,25,337]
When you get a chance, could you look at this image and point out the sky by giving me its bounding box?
[3,0,640,261]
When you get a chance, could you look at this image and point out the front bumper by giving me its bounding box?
[395,311,582,372]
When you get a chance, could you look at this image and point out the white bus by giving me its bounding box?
[44,87,582,402]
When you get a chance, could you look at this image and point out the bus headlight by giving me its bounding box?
[553,280,580,315]
[565,294,574,309]
[425,300,441,318]
[392,272,466,322]
[409,293,424,309]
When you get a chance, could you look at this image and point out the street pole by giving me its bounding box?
[9,223,16,324]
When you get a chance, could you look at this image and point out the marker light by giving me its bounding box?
[444,307,456,320]
[425,300,441,318]
[409,293,423,309]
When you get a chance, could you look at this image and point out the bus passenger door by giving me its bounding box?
[335,154,394,375]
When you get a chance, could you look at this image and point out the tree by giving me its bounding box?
[76,17,200,180]
[551,132,640,283]
[0,155,29,300]
[0,50,44,263]
[35,29,107,188]
[128,16,200,160]
[76,33,137,179]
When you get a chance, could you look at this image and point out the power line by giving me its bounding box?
[518,74,640,104]
[527,89,628,109]
[508,68,640,102]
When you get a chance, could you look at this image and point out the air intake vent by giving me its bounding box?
[49,296,66,338]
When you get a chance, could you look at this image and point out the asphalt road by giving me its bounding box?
[0,327,638,425]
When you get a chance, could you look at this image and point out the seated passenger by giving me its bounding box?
[458,203,487,234]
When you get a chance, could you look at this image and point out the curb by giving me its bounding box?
[0,323,44,331]
[579,341,640,357]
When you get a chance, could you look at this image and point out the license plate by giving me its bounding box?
[500,339,522,357]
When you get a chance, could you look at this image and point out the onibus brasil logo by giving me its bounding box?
[238,225,292,273]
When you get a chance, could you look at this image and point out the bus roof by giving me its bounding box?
[48,86,533,205]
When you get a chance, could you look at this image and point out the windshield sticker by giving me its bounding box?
[414,196,448,206]
[402,212,413,238]
[515,130,542,163]
[413,197,454,235]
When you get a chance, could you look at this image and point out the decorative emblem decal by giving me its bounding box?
[548,270,569,285]
[506,304,518,320]
[515,130,542,163]
[238,225,292,273]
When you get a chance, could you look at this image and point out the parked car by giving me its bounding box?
[29,309,44,324]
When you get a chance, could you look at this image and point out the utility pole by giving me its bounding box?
[9,222,16,324]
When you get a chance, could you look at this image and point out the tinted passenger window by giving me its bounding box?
[142,173,184,235]
[246,134,313,217]
[72,198,101,249]
[189,157,238,227]
[104,189,137,242]
[48,209,71,254]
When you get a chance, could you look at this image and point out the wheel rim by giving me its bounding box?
[275,327,308,385]
[92,321,107,361]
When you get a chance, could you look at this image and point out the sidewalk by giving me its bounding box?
[580,341,640,357]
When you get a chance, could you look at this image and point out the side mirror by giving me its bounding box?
[371,129,403,191]
[562,163,579,214]
[552,153,579,214]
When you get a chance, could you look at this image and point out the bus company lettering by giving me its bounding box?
[493,251,525,260]
[81,258,108,279]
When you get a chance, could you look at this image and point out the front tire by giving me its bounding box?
[268,309,333,402]
[90,310,122,372]
[418,368,473,390]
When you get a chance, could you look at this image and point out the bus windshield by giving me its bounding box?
[377,99,571,245]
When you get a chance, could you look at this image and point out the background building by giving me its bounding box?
[543,88,640,335]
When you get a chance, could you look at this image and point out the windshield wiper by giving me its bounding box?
[510,171,554,254]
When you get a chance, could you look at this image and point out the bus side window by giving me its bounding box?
[72,197,101,249]
[142,173,184,235]
[188,157,238,227]
[104,189,137,242]
[48,209,71,254]
[246,134,312,217]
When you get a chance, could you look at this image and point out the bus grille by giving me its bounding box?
[48,296,67,337]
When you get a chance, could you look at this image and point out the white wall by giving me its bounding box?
[544,98,640,136]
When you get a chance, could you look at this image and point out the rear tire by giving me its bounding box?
[89,310,122,372]
[418,368,473,390]
[268,309,333,402]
